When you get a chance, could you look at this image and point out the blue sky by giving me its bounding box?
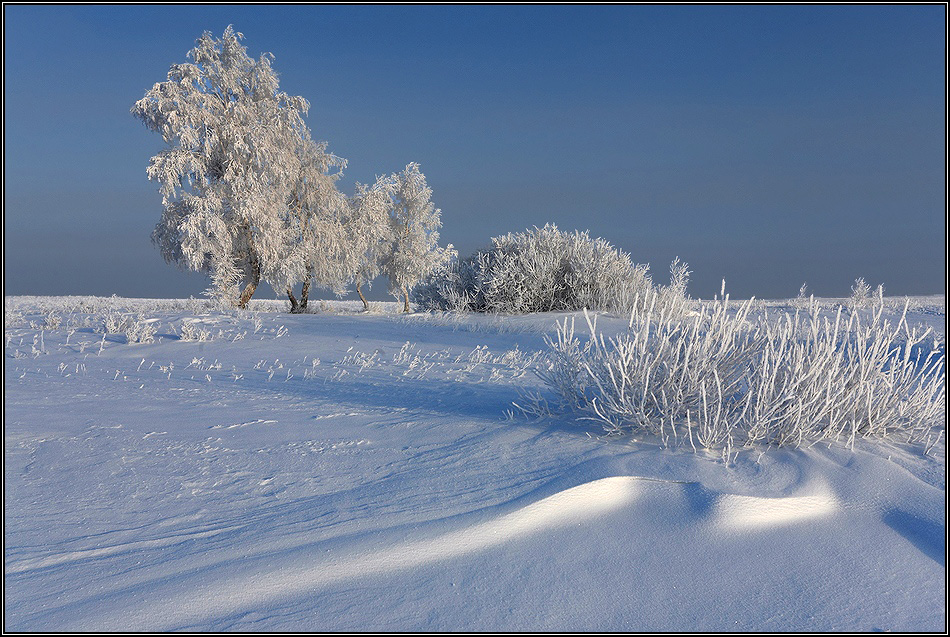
[3,4,945,300]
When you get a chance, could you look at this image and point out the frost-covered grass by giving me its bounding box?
[3,295,538,397]
[4,294,394,318]
[530,294,945,457]
[4,293,946,631]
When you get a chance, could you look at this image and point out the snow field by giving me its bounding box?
[4,295,946,631]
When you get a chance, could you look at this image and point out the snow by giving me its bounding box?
[4,295,946,631]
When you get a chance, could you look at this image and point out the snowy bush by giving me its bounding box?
[414,224,688,317]
[43,312,62,330]
[848,277,875,311]
[534,294,945,453]
[125,318,159,344]
[5,307,26,329]
[794,283,810,310]
[100,312,131,335]
[654,257,694,320]
[178,321,214,342]
[90,311,158,343]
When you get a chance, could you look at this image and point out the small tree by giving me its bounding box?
[280,140,350,313]
[345,175,397,311]
[380,163,454,312]
[133,26,318,308]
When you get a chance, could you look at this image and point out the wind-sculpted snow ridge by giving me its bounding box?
[4,296,946,631]
[47,477,639,631]
[5,525,245,575]
[9,471,856,632]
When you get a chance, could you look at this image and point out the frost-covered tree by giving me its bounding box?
[380,163,454,312]
[278,140,350,313]
[345,175,397,311]
[132,26,326,308]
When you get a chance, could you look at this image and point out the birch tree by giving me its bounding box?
[345,175,396,311]
[279,140,349,313]
[132,26,322,308]
[381,163,454,312]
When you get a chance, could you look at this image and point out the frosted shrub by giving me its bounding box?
[412,254,484,313]
[100,312,131,334]
[414,224,680,316]
[849,277,874,311]
[536,295,945,452]
[654,257,693,319]
[43,312,62,330]
[125,318,159,344]
[5,309,25,329]
[179,321,214,342]
[186,296,210,314]
[794,283,810,309]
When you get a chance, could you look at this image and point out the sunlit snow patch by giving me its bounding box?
[714,486,837,531]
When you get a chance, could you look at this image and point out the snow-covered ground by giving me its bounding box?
[4,295,946,631]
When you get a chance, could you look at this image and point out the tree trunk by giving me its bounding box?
[238,258,260,309]
[300,266,312,310]
[356,281,370,312]
[237,227,260,309]
[403,284,411,313]
[287,266,313,313]
[287,287,300,313]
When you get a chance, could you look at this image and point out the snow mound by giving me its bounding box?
[715,485,837,530]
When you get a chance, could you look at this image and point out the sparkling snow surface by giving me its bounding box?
[4,296,946,631]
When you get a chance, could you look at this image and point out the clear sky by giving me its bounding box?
[3,4,946,300]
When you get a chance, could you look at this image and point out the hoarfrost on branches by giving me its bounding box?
[346,175,398,311]
[380,163,455,312]
[279,140,350,313]
[414,223,689,318]
[132,26,345,309]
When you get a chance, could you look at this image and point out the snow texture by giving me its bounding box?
[4,295,946,632]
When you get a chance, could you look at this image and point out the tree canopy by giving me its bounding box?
[133,26,342,307]
[134,27,451,312]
